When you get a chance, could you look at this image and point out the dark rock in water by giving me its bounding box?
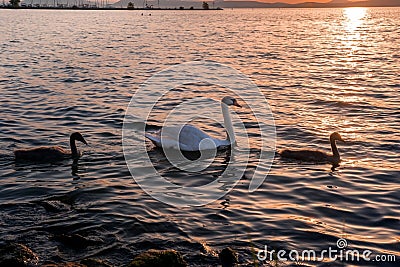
[218,247,238,267]
[128,249,187,267]
[38,200,71,212]
[81,258,112,267]
[54,234,103,249]
[0,243,38,267]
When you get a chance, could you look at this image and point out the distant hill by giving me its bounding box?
[112,0,212,9]
[220,0,400,8]
[110,0,400,9]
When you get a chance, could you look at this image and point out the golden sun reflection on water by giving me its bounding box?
[341,7,368,55]
[344,7,367,32]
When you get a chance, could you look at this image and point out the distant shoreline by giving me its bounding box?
[1,5,399,11]
[0,6,223,11]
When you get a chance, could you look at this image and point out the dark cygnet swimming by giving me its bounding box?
[280,132,345,165]
[14,132,88,162]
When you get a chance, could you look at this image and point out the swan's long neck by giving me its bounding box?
[221,103,235,144]
[330,137,340,159]
[70,136,78,157]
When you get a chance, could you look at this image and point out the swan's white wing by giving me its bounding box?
[177,125,212,149]
[145,129,191,151]
[145,124,227,151]
[183,125,230,151]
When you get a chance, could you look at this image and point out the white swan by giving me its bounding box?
[145,96,242,151]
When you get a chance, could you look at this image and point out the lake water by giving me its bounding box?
[0,7,399,266]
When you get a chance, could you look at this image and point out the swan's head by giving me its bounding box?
[222,96,242,108]
[330,132,345,142]
[70,132,88,145]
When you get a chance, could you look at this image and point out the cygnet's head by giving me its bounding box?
[70,132,88,145]
[330,132,345,142]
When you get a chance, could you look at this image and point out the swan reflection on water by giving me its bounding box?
[145,132,229,177]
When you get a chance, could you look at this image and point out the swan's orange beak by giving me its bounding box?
[233,100,242,108]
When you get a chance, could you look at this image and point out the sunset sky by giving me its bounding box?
[265,0,330,3]
[270,0,331,4]
[261,0,356,3]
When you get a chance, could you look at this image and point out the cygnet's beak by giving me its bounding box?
[82,139,88,146]
[233,100,242,108]
[340,138,345,143]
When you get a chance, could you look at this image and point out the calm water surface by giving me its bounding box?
[0,8,399,266]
